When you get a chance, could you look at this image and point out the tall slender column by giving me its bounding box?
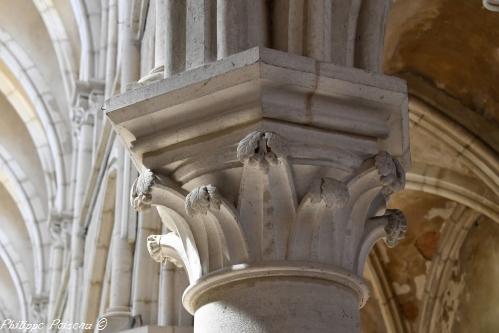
[139,0,168,84]
[67,80,104,323]
[67,107,94,322]
[104,220,134,328]
[157,261,192,329]
[102,147,135,332]
[130,210,161,325]
[47,211,71,322]
[120,0,140,91]
[164,0,186,77]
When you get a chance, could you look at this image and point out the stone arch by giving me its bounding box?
[0,233,30,322]
[406,163,499,223]
[0,28,71,212]
[0,70,55,207]
[32,0,77,98]
[70,0,102,80]
[409,97,499,196]
[0,145,47,294]
[364,99,499,332]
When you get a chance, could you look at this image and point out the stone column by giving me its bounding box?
[104,225,133,330]
[157,263,192,329]
[130,209,161,325]
[139,0,167,84]
[102,147,135,332]
[68,106,94,322]
[67,80,104,322]
[47,211,71,322]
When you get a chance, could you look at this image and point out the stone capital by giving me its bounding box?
[136,145,406,282]
[48,210,72,246]
[107,47,409,326]
[31,294,48,323]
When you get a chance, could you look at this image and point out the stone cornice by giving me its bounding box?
[105,47,409,173]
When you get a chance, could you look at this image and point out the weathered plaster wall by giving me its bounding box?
[448,217,499,332]
[361,282,389,333]
[385,0,499,124]
[373,190,454,331]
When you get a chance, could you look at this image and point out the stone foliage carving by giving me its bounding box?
[136,136,407,284]
[147,235,182,267]
[185,185,221,216]
[147,235,167,263]
[383,209,407,248]
[375,151,405,196]
[31,294,48,323]
[48,211,72,245]
[237,131,288,171]
[130,169,156,211]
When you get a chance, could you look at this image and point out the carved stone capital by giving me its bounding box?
[107,46,409,329]
[31,294,48,322]
[137,148,409,284]
[237,131,288,171]
[130,169,156,211]
[71,108,95,131]
[48,210,72,245]
[185,185,221,216]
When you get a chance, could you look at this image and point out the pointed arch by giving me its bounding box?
[0,28,71,211]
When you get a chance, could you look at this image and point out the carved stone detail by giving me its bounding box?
[138,65,165,85]
[237,131,288,171]
[136,148,409,313]
[185,185,221,216]
[375,151,406,196]
[309,178,350,209]
[48,210,72,245]
[147,235,182,267]
[130,169,156,211]
[31,294,48,323]
[383,209,407,248]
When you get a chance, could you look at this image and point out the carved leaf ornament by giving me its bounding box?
[137,131,407,282]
